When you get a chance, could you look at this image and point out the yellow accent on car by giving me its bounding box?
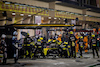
[53,40,56,42]
[43,48,49,56]
[93,44,96,46]
[38,46,42,48]
[40,37,43,40]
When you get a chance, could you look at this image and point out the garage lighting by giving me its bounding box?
[15,3,20,5]
[84,15,88,16]
[31,6,36,8]
[37,23,41,25]
[70,13,74,14]
[48,16,51,19]
[35,16,38,17]
[66,12,70,13]
[54,17,57,20]
[12,12,16,16]
[75,13,78,15]
[41,17,44,20]
[55,1,62,3]
[28,15,31,17]
[20,13,24,16]
[5,2,10,4]
[59,18,61,20]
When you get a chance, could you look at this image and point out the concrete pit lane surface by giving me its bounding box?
[0,52,100,67]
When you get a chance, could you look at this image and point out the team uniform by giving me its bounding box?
[69,31,76,58]
[77,36,85,58]
[1,34,7,64]
[12,31,19,63]
[90,35,99,58]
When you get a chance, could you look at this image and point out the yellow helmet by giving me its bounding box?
[70,31,73,34]
[27,33,29,35]
[40,37,43,40]
[38,39,41,42]
[80,36,83,39]
[91,34,95,37]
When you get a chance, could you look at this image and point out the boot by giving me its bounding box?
[14,58,17,63]
[98,55,99,58]
[93,55,95,58]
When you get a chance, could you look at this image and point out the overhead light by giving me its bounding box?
[48,16,51,19]
[59,18,61,20]
[49,9,54,11]
[42,17,44,20]
[70,13,74,14]
[35,16,38,17]
[75,13,78,15]
[64,19,65,20]
[28,15,31,17]
[37,23,41,25]
[20,13,24,16]
[5,2,10,4]
[55,1,62,3]
[12,12,16,16]
[32,6,36,8]
[66,12,70,13]
[84,15,88,16]
[61,11,64,12]
[54,17,57,20]
[59,12,62,14]
[15,3,20,5]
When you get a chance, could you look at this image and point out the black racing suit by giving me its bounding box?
[1,39,7,64]
[12,36,19,63]
[63,41,71,58]
[69,34,76,58]
[24,36,32,58]
[34,38,45,58]
[77,39,85,57]
[90,38,99,58]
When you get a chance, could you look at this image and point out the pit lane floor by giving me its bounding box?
[0,51,100,67]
